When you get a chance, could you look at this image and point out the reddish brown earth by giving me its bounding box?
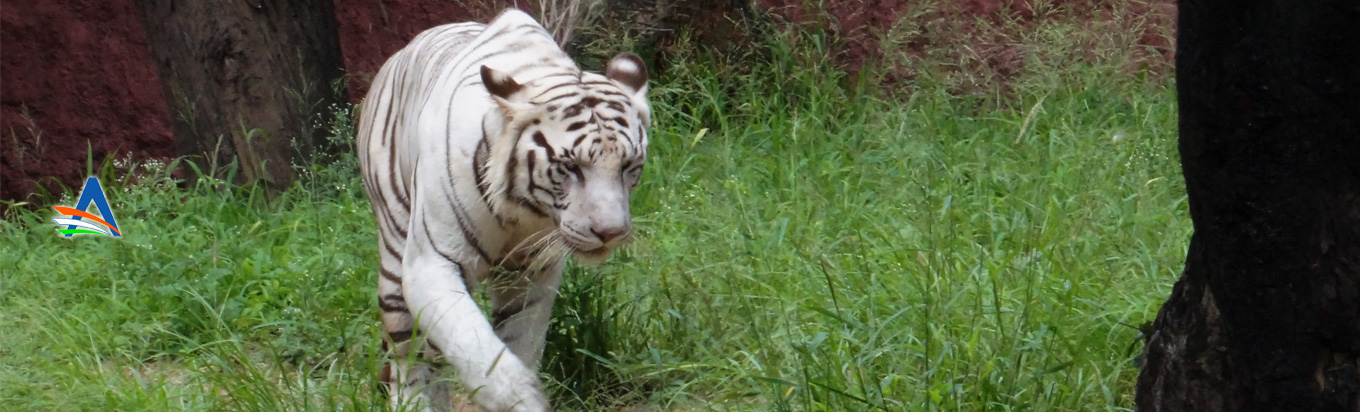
[0,0,174,203]
[759,0,1176,92]
[332,0,527,102]
[1,0,1177,204]
[0,1,524,205]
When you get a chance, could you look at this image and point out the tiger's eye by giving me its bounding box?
[564,163,584,180]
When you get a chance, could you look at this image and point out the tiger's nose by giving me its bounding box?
[590,226,630,244]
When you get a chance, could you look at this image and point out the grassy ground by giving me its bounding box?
[1,18,1184,412]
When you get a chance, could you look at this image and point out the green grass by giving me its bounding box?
[0,21,1184,412]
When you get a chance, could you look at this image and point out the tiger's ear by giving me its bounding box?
[606,52,648,96]
[482,65,534,115]
[481,65,524,100]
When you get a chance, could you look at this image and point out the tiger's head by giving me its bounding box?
[481,52,650,264]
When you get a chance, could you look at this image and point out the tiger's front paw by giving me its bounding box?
[471,361,551,412]
[505,389,550,412]
[478,386,549,412]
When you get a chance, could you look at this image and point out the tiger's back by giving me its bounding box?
[356,19,488,285]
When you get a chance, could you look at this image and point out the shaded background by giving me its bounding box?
[0,0,1175,204]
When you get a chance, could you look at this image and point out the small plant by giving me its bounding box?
[537,0,604,47]
[293,101,362,202]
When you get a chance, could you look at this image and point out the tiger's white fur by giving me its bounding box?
[356,9,650,412]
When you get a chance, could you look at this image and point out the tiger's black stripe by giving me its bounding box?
[383,237,404,261]
[541,92,581,104]
[380,293,409,312]
[531,82,581,100]
[439,182,494,264]
[502,123,550,217]
[531,131,555,157]
[387,330,413,344]
[380,267,402,283]
[473,135,494,203]
[421,217,474,292]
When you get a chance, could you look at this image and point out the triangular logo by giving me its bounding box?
[51,176,122,238]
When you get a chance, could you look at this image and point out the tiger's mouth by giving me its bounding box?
[569,245,614,264]
[558,224,622,264]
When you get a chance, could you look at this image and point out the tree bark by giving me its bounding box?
[135,0,347,191]
[1135,1,1360,411]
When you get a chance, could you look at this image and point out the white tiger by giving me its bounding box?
[355,9,650,412]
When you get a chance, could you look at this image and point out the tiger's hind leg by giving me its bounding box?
[381,306,455,411]
[380,265,453,411]
[382,336,453,412]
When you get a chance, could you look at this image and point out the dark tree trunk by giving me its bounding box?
[135,0,347,191]
[1135,1,1360,411]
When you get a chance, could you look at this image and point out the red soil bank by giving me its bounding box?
[0,0,521,205]
[332,0,528,102]
[0,0,174,202]
[759,0,1176,89]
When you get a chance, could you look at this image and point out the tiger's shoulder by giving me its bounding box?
[488,8,540,27]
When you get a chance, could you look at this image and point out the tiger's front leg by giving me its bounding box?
[403,248,550,412]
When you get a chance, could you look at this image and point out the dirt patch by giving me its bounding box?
[0,0,174,203]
